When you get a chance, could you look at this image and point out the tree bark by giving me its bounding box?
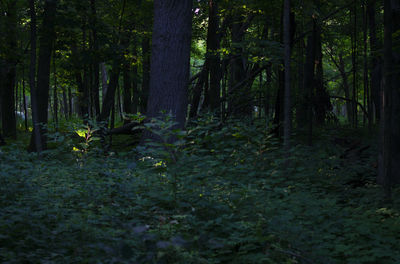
[90,0,100,118]
[283,0,291,149]
[140,36,151,113]
[367,0,381,122]
[142,0,193,142]
[378,0,400,198]
[28,0,41,151]
[28,0,57,152]
[207,0,222,112]
[229,13,250,116]
[1,0,17,138]
[314,25,331,125]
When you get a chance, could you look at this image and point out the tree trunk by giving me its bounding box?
[132,46,139,114]
[351,4,358,127]
[339,53,353,124]
[367,0,381,123]
[299,28,316,133]
[28,0,41,151]
[314,25,331,125]
[28,0,57,152]
[123,54,133,118]
[190,65,207,118]
[53,51,58,129]
[207,0,221,112]
[390,0,400,186]
[378,0,400,198]
[362,2,370,127]
[283,0,291,149]
[90,0,100,118]
[229,13,250,116]
[98,65,121,123]
[141,36,151,114]
[1,1,17,138]
[142,0,193,142]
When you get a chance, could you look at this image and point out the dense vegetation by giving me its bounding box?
[0,116,399,263]
[0,0,400,263]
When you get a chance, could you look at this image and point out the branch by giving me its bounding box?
[330,95,368,116]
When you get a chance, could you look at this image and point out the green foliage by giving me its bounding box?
[0,117,399,263]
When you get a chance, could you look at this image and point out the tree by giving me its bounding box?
[283,0,291,148]
[0,0,17,138]
[379,0,400,199]
[142,0,193,140]
[28,0,57,152]
[206,0,222,112]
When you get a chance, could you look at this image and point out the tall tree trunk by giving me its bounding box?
[90,0,100,118]
[207,0,221,112]
[190,65,207,118]
[28,0,57,152]
[299,24,316,137]
[28,0,42,152]
[53,51,58,129]
[379,0,400,193]
[351,4,358,127]
[131,46,139,114]
[1,1,17,138]
[82,22,89,120]
[61,84,68,120]
[98,65,121,123]
[296,36,305,127]
[304,21,317,145]
[338,53,353,123]
[22,68,28,131]
[367,0,381,123]
[283,0,291,149]
[101,62,108,101]
[229,13,249,116]
[390,0,400,186]
[123,39,135,119]
[363,2,370,127]
[314,25,331,125]
[379,0,395,198]
[71,42,87,119]
[142,0,193,142]
[141,36,151,113]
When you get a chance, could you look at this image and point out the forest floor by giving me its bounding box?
[0,117,399,263]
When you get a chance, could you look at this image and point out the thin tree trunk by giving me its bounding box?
[283,0,291,149]
[123,39,134,120]
[338,53,353,123]
[363,2,370,127]
[53,50,58,129]
[90,0,100,118]
[61,85,68,120]
[207,0,221,112]
[141,36,150,113]
[190,65,207,118]
[28,0,42,152]
[314,25,331,125]
[22,67,28,131]
[351,4,358,127]
[367,0,381,123]
[101,62,108,102]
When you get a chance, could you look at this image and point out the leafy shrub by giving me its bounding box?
[0,116,399,263]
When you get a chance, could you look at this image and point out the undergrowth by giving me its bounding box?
[0,116,399,263]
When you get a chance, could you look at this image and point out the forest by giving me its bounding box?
[0,0,399,263]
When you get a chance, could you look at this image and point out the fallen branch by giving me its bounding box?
[110,122,143,135]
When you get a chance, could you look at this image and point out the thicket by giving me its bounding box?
[0,116,399,263]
